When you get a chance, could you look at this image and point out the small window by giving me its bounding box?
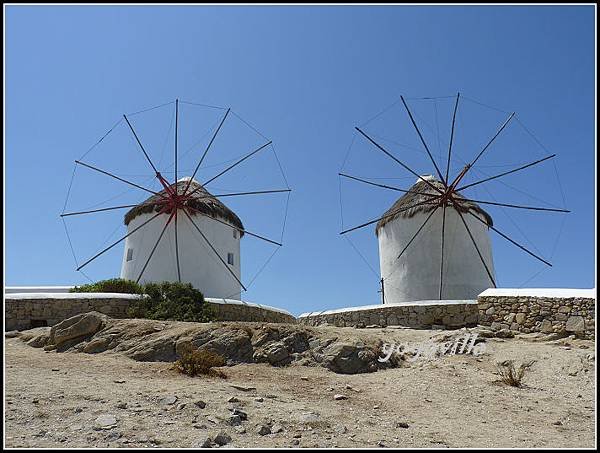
[227,252,234,266]
[233,229,238,239]
[126,248,134,261]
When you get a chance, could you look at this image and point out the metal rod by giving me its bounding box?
[466,111,515,170]
[456,197,570,213]
[339,173,440,197]
[400,95,446,185]
[445,92,460,185]
[61,204,139,217]
[182,209,247,291]
[457,154,556,191]
[355,127,445,195]
[76,211,163,271]
[439,203,447,300]
[340,197,440,235]
[452,203,497,287]
[175,99,179,184]
[184,108,231,195]
[191,189,291,200]
[75,160,164,197]
[174,209,181,282]
[123,114,161,175]
[467,210,552,267]
[184,204,282,246]
[136,212,175,283]
[201,141,272,188]
[395,205,439,260]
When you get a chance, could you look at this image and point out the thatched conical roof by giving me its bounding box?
[375,175,493,235]
[124,177,244,235]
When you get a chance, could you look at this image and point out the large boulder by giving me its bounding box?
[321,342,379,374]
[49,312,108,347]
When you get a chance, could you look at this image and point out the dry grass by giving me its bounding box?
[174,348,227,378]
[496,359,536,387]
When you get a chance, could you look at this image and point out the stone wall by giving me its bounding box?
[206,299,296,324]
[478,289,595,338]
[5,294,136,331]
[299,300,479,329]
[5,293,296,331]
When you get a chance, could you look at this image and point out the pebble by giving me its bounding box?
[271,423,284,433]
[257,424,271,436]
[292,439,300,445]
[213,431,232,446]
[227,414,242,426]
[94,414,117,430]
[300,377,309,381]
[115,402,127,410]
[230,385,256,392]
[194,400,207,409]
[196,436,212,448]
[231,408,248,420]
[254,397,264,403]
[159,396,178,406]
[333,394,348,401]
[396,422,409,429]
[227,396,240,403]
[176,403,187,410]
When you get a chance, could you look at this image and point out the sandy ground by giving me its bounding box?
[4,326,596,448]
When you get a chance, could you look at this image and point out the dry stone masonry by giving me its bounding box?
[477,288,595,339]
[299,301,479,329]
[5,293,295,331]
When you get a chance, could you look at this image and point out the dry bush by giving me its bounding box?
[496,359,535,387]
[174,348,227,378]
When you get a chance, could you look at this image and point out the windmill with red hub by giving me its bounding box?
[62,99,290,300]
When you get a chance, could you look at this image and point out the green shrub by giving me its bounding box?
[70,278,144,294]
[174,347,227,378]
[127,281,215,323]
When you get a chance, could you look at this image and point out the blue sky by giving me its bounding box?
[5,6,596,315]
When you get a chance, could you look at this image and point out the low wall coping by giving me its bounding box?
[205,297,294,317]
[5,292,144,300]
[5,286,74,294]
[298,299,477,318]
[479,288,596,299]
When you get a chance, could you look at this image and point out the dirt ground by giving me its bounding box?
[4,325,596,448]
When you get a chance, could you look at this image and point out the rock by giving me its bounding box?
[50,312,107,347]
[540,319,554,334]
[300,377,309,381]
[254,397,264,402]
[194,400,207,409]
[565,316,585,332]
[553,420,563,426]
[230,384,256,392]
[333,394,348,400]
[159,396,178,406]
[94,414,117,430]
[396,422,409,429]
[196,436,213,448]
[322,343,378,374]
[192,328,254,364]
[115,402,127,409]
[227,396,239,403]
[299,412,320,423]
[234,425,246,434]
[227,415,242,426]
[83,338,112,354]
[495,329,515,339]
[257,424,271,436]
[176,403,187,410]
[515,313,527,324]
[292,439,300,445]
[334,425,348,434]
[231,408,248,420]
[5,330,20,338]
[271,423,284,433]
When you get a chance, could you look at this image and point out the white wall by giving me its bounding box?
[378,208,495,303]
[120,211,241,299]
